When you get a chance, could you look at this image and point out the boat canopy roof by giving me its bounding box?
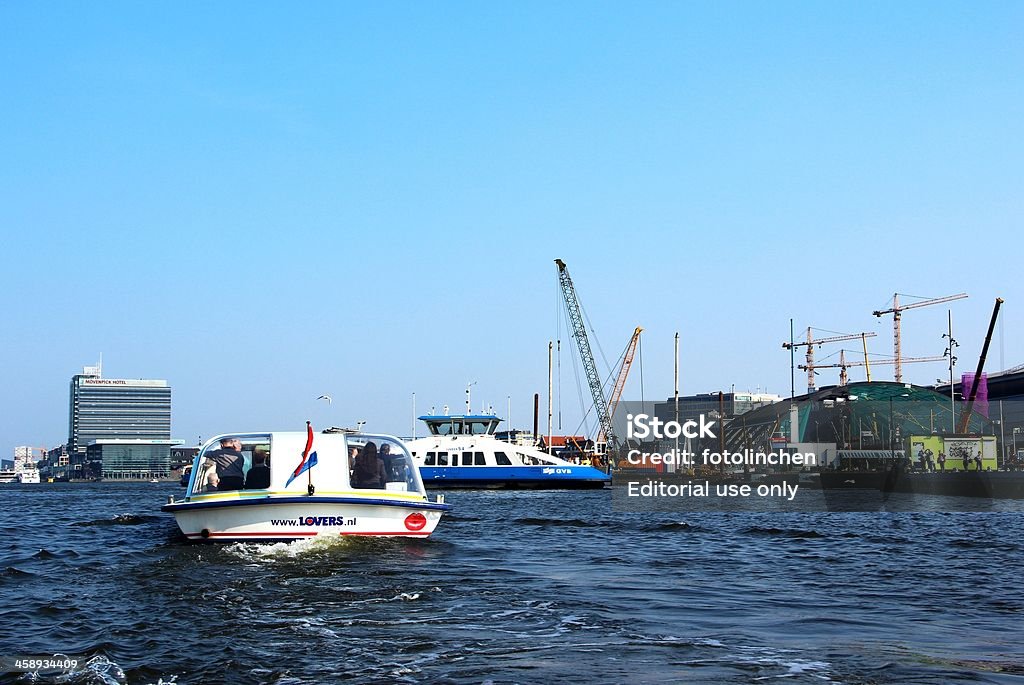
[184,431,425,497]
[419,414,502,436]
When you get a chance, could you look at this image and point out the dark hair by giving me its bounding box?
[354,442,380,480]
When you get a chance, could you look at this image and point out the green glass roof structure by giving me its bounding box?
[721,381,996,453]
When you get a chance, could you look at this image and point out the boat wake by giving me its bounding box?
[223,535,357,560]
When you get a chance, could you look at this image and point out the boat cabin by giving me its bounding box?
[184,431,425,497]
[419,414,501,436]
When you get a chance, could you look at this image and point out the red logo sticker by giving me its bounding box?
[404,512,427,531]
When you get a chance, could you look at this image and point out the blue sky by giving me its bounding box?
[1,2,1021,456]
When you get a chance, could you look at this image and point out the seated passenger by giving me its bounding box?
[379,443,395,481]
[202,464,220,492]
[206,437,245,491]
[245,446,271,489]
[351,442,385,489]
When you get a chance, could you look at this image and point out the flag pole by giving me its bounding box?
[307,421,315,495]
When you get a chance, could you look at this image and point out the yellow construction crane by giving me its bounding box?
[801,351,946,386]
[783,329,877,393]
[873,293,968,383]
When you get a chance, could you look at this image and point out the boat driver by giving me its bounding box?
[206,437,246,491]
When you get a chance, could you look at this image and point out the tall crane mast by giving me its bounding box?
[783,329,877,393]
[555,259,615,449]
[598,327,643,445]
[873,293,968,383]
[800,352,946,386]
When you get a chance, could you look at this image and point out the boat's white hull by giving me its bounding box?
[165,496,447,541]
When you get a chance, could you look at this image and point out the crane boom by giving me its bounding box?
[800,354,945,372]
[872,293,968,382]
[555,259,615,448]
[783,329,877,393]
[783,332,877,348]
[872,293,968,316]
[598,327,643,444]
[957,297,1004,433]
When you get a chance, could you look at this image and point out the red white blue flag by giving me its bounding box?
[286,421,319,487]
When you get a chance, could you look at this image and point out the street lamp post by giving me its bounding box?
[889,393,910,467]
[889,397,895,465]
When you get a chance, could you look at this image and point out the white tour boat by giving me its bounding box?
[163,424,450,542]
[406,414,611,489]
[15,468,41,484]
[12,454,41,484]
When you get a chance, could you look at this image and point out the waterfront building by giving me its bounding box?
[67,363,172,479]
[86,438,183,481]
[68,365,172,456]
[14,446,36,466]
[653,391,783,425]
[714,381,997,469]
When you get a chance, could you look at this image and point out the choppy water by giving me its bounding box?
[3,483,1024,684]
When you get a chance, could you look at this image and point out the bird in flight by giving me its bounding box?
[317,394,332,405]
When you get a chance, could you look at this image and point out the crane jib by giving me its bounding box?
[555,259,615,446]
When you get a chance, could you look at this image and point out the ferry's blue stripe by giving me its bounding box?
[162,496,452,513]
[418,465,610,483]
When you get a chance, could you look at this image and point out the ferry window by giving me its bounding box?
[474,452,486,465]
[380,439,413,490]
[192,435,270,495]
[243,444,271,489]
[425,452,436,466]
[461,453,473,466]
[348,437,419,491]
[495,452,512,466]
[437,452,449,466]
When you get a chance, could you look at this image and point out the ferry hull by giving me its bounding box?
[418,465,610,489]
[163,496,448,541]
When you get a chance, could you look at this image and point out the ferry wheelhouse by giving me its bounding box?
[405,414,610,489]
[163,426,450,542]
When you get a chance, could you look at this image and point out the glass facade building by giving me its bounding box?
[653,392,783,425]
[68,375,172,456]
[86,440,180,480]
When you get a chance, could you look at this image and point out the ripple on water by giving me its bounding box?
[72,514,162,527]
[5,485,1024,684]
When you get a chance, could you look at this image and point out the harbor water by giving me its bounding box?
[3,483,1024,684]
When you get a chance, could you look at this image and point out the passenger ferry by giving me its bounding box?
[15,467,41,484]
[163,424,450,542]
[10,455,41,484]
[405,414,611,489]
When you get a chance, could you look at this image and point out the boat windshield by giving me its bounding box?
[346,434,424,493]
[190,434,272,496]
[424,417,500,436]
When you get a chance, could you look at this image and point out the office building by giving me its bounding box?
[67,363,173,479]
[68,366,172,456]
